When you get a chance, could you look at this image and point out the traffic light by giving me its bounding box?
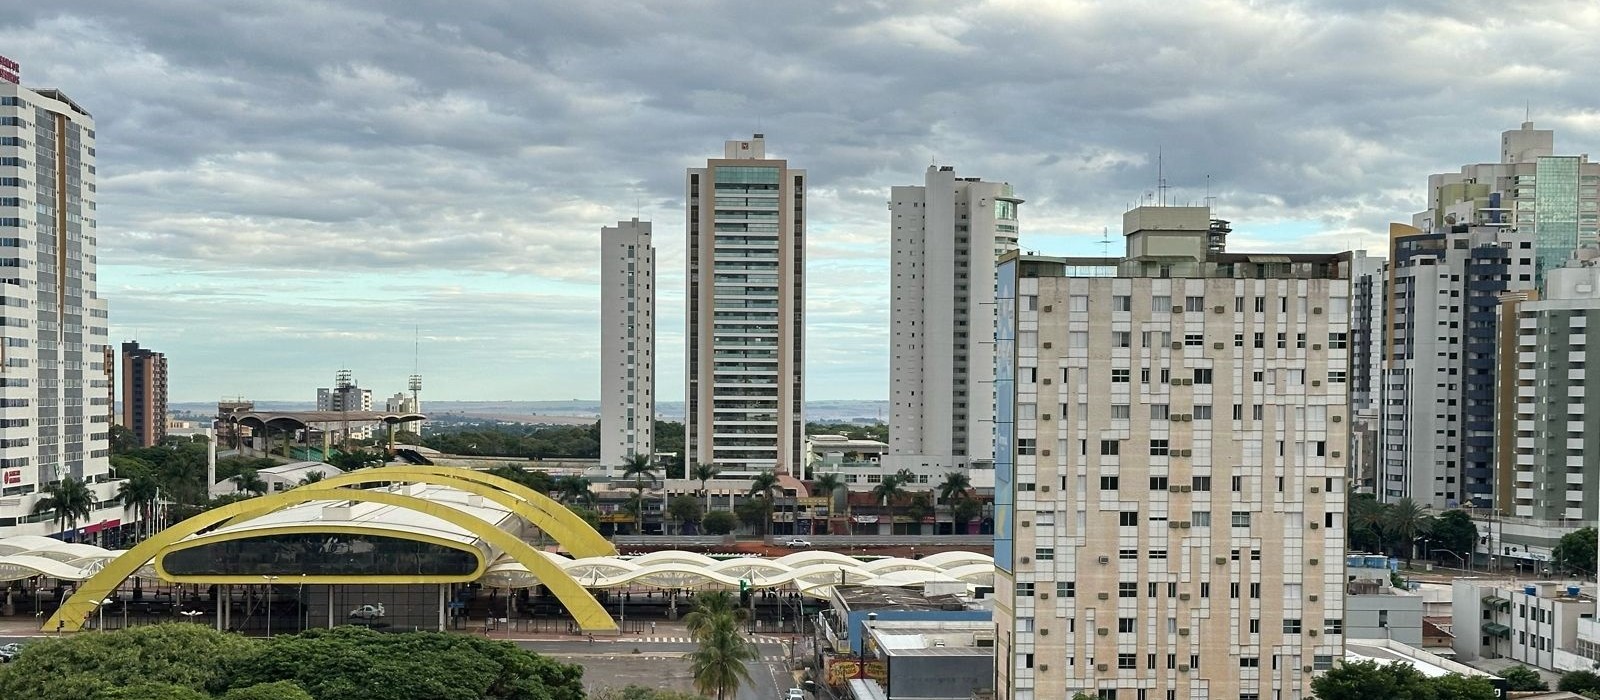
[739,579,751,606]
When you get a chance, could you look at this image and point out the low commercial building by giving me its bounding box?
[1345,554,1424,645]
[817,584,992,693]
[1452,579,1594,670]
[858,621,995,700]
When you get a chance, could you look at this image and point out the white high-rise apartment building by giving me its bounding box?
[887,166,1021,483]
[0,71,121,537]
[993,207,1349,700]
[686,135,805,478]
[600,218,655,472]
[1377,122,1596,509]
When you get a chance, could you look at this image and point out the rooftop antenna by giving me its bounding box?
[1204,174,1217,212]
[1156,147,1170,207]
[1100,226,1112,258]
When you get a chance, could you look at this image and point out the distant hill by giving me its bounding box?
[171,399,888,423]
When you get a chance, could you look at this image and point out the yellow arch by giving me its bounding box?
[221,466,615,558]
[45,488,618,633]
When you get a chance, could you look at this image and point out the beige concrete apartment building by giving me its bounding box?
[993,207,1351,700]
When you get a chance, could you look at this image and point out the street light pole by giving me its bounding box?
[263,575,279,637]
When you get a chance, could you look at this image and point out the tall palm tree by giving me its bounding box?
[34,477,95,541]
[116,475,161,541]
[938,471,974,534]
[872,473,907,535]
[747,470,780,537]
[684,590,749,637]
[812,472,844,534]
[230,469,268,496]
[1386,497,1432,565]
[691,463,721,513]
[621,453,656,534]
[684,591,757,700]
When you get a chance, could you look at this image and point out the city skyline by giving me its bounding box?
[9,3,1600,402]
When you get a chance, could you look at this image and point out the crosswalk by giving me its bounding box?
[623,635,787,645]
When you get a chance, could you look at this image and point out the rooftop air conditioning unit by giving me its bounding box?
[1179,592,1191,601]
[1216,557,1227,565]
[1171,342,1183,350]
[1179,628,1190,636]
[1178,664,1190,672]
[1179,485,1192,493]
[1097,663,1109,672]
[1214,342,1225,350]
[1213,306,1225,314]
[1173,306,1184,314]
[1309,558,1319,566]
[1097,627,1108,636]
[1309,594,1319,602]
[1097,556,1110,566]
[1043,341,1052,349]
[1309,629,1320,637]
[1097,592,1109,600]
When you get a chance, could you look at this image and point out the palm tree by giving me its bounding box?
[230,469,268,496]
[297,471,326,486]
[621,453,655,535]
[556,475,594,508]
[691,463,721,513]
[747,470,780,538]
[938,471,974,534]
[684,590,749,637]
[33,477,95,541]
[115,475,161,541]
[872,472,907,535]
[812,472,844,534]
[685,591,757,700]
[1386,497,1432,565]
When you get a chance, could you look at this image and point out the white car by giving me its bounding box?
[348,603,386,620]
[786,688,805,700]
[783,538,812,548]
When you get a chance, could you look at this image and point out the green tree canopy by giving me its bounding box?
[219,682,314,700]
[1554,527,1597,577]
[1428,510,1478,565]
[1499,665,1548,691]
[0,623,252,700]
[668,495,704,533]
[1310,659,1495,700]
[1560,669,1600,694]
[590,687,701,700]
[702,510,737,535]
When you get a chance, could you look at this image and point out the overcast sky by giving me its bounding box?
[5,1,1598,402]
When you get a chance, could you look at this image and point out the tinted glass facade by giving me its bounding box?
[161,533,480,578]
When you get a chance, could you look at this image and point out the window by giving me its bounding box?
[1230,582,1240,598]
[1149,476,1168,490]
[1100,476,1120,490]
[1069,295,1089,312]
[1113,295,1131,311]
[1193,405,1212,420]
[1234,333,1245,347]
[1120,511,1139,526]
[1250,583,1261,598]
[1184,333,1203,346]
[1249,618,1260,633]
[1192,368,1212,384]
[1232,403,1243,420]
[1191,511,1210,527]
[1283,619,1302,634]
[1057,581,1075,598]
[1231,475,1243,492]
[1036,547,1054,561]
[1185,296,1205,312]
[1200,583,1210,598]
[1152,295,1171,312]
[1113,331,1132,348]
[1314,655,1335,671]
[1253,332,1265,349]
[1240,657,1259,668]
[1150,439,1169,456]
[1378,610,1389,628]
[1100,440,1120,456]
[1112,369,1130,383]
[1119,582,1137,598]
[1017,438,1036,456]
[1276,332,1287,349]
[1015,582,1034,597]
[1139,368,1151,383]
[1192,476,1211,491]
[1329,332,1348,349]
[1112,404,1130,420]
[1151,403,1170,420]
[1254,296,1265,312]
[1231,511,1251,527]
[1329,370,1347,383]
[1118,653,1137,669]
[1121,548,1138,560]
[1296,332,1306,348]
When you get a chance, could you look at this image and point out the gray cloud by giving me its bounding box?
[6,0,1599,401]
